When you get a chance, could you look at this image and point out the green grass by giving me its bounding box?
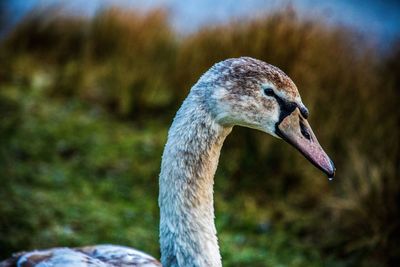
[0,83,346,266]
[0,6,399,266]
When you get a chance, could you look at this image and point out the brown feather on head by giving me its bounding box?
[201,57,335,178]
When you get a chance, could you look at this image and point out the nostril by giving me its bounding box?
[300,120,311,140]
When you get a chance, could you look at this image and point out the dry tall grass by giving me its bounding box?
[0,6,399,266]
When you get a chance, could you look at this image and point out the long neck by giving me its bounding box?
[158,90,232,267]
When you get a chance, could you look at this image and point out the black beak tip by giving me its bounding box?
[327,158,336,179]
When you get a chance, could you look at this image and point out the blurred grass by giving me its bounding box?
[0,6,399,267]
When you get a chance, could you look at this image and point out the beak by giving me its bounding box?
[275,108,335,179]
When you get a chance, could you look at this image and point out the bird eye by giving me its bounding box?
[263,87,275,97]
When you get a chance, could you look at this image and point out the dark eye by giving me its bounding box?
[263,87,275,97]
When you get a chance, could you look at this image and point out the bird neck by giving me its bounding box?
[158,90,232,267]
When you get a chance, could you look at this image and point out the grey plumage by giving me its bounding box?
[1,57,334,267]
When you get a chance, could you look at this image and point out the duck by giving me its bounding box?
[0,57,335,267]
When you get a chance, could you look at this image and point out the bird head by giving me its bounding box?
[201,57,335,178]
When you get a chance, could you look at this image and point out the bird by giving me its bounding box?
[0,57,335,267]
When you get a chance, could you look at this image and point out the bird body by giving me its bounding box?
[0,57,334,267]
[0,245,161,267]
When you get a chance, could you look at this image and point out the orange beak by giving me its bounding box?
[276,108,335,179]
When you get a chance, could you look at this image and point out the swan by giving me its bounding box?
[0,57,335,267]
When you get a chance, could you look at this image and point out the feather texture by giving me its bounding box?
[0,245,161,267]
[0,57,316,267]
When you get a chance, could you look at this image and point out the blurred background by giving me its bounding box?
[0,1,399,266]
